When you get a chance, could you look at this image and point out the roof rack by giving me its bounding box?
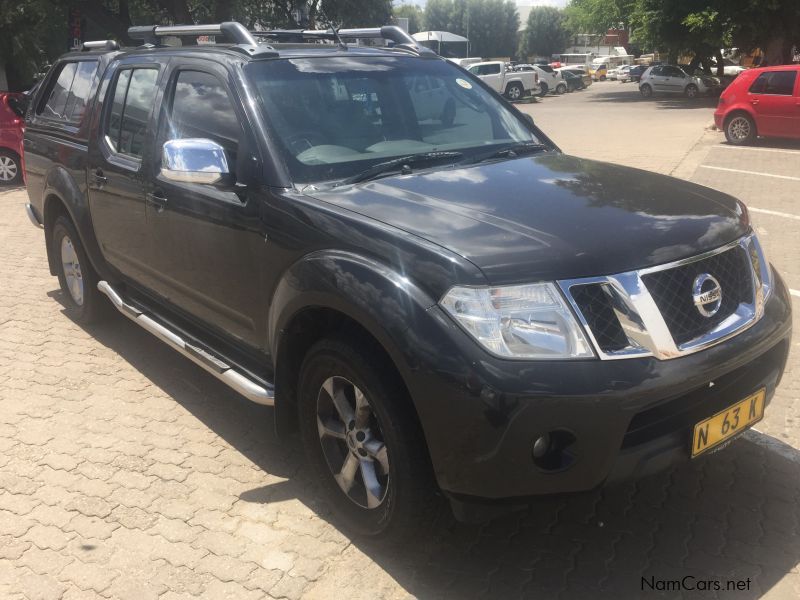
[128,21,277,58]
[252,25,436,56]
[82,40,120,51]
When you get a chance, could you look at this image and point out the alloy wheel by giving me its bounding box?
[728,116,751,141]
[316,376,390,509]
[60,235,84,306]
[508,86,521,100]
[0,156,18,182]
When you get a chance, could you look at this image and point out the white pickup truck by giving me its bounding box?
[467,61,538,101]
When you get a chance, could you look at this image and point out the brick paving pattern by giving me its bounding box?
[1,111,799,598]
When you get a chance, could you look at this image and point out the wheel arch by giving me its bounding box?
[723,108,757,132]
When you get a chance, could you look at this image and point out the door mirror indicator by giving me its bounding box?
[161,138,230,184]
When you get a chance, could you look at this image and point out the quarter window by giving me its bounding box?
[39,61,98,123]
[105,68,159,158]
[749,71,797,95]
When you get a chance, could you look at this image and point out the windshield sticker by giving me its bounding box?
[456,78,473,89]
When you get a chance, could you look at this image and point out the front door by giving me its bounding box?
[660,66,687,93]
[144,63,267,351]
[746,70,800,137]
[87,62,162,282]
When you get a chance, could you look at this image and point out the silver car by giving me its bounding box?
[639,65,715,98]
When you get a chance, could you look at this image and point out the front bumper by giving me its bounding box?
[408,273,792,500]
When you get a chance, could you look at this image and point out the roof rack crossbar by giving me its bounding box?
[251,25,434,56]
[128,21,257,47]
[82,40,120,51]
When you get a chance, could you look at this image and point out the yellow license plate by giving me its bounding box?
[691,388,765,457]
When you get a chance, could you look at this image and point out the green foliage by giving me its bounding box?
[393,4,425,34]
[423,0,520,58]
[519,6,571,60]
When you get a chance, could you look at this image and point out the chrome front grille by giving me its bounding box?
[559,234,771,361]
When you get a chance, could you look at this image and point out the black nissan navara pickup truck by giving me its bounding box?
[23,23,792,538]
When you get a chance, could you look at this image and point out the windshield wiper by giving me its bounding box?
[336,151,464,186]
[467,142,549,165]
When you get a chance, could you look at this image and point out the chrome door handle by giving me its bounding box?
[146,192,168,213]
[92,169,107,186]
[751,99,759,105]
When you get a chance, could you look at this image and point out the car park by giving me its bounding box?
[0,91,25,184]
[467,60,538,100]
[715,65,800,145]
[639,65,717,98]
[23,22,792,539]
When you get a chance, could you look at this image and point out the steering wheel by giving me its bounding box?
[285,131,327,155]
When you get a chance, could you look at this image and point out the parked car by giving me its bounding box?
[468,61,537,100]
[639,65,716,98]
[557,67,592,88]
[561,70,584,92]
[23,23,792,538]
[625,64,648,83]
[609,65,631,81]
[590,63,608,81]
[513,63,562,96]
[715,65,800,145]
[0,92,25,185]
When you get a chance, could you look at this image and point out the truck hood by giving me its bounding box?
[307,153,748,285]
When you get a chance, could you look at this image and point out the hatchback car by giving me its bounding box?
[640,65,714,99]
[0,92,25,184]
[715,65,800,145]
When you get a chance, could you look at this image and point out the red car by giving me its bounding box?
[0,91,25,184]
[715,65,800,145]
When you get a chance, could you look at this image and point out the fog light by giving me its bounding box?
[532,434,550,458]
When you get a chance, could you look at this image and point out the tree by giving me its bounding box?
[422,0,520,59]
[519,6,571,60]
[393,4,425,34]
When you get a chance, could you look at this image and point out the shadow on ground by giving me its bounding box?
[588,87,719,110]
[61,292,800,599]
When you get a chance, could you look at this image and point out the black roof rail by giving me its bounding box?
[128,21,277,58]
[82,40,120,51]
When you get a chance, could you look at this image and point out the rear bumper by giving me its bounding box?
[25,203,43,228]
[408,273,792,500]
[714,110,726,130]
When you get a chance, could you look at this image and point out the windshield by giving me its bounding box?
[245,56,540,184]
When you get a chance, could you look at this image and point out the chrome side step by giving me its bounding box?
[97,281,274,406]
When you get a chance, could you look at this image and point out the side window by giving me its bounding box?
[467,66,479,75]
[63,61,98,123]
[162,71,242,162]
[40,63,77,119]
[486,64,501,75]
[749,71,796,95]
[105,67,158,158]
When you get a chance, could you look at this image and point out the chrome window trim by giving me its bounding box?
[558,234,768,361]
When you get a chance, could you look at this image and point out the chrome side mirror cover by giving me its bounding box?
[161,138,230,184]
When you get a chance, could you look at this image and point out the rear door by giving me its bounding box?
[87,60,163,283]
[662,66,688,93]
[144,60,266,350]
[746,70,799,137]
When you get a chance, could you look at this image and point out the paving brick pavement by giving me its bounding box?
[1,180,799,599]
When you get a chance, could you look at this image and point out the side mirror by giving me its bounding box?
[523,114,534,126]
[161,138,230,185]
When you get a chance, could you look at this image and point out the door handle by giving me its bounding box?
[751,99,759,105]
[146,192,168,213]
[92,169,107,187]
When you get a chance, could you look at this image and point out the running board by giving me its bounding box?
[97,281,274,406]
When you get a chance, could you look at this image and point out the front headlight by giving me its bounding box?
[439,283,594,359]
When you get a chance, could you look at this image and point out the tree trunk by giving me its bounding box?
[763,36,789,66]
[715,48,724,78]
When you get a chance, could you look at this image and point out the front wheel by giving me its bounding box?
[505,82,524,101]
[685,83,699,99]
[298,338,440,540]
[556,83,567,94]
[538,82,548,97]
[640,84,653,98]
[52,216,104,324]
[725,113,757,145]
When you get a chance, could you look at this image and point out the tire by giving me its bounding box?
[298,337,440,541]
[685,83,699,99]
[538,82,548,97]
[556,83,567,94]
[724,112,757,145]
[505,82,524,102]
[51,216,104,324]
[599,75,606,81]
[640,84,653,98]
[0,150,22,185]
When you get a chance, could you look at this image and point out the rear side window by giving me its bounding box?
[105,68,159,158]
[38,61,98,123]
[749,71,797,95]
